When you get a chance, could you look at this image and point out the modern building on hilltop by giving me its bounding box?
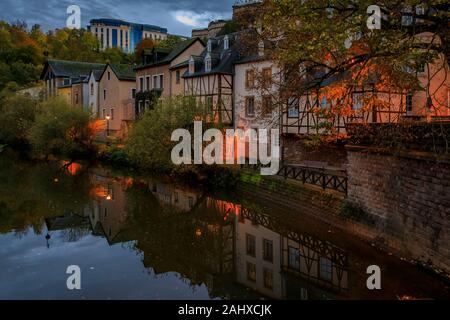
[89,19,168,53]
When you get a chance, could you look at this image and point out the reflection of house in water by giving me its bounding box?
[86,173,132,244]
[233,207,349,300]
[147,179,201,213]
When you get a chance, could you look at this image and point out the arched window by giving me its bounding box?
[207,39,212,53]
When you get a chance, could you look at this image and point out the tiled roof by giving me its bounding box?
[135,38,204,70]
[109,64,136,81]
[41,59,106,79]
[183,33,240,78]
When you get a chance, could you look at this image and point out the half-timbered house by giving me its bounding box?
[183,34,240,125]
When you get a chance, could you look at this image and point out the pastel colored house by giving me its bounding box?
[98,64,136,133]
[134,38,205,116]
[40,59,105,100]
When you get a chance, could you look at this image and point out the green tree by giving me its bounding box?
[29,97,94,159]
[126,96,210,170]
[0,94,39,147]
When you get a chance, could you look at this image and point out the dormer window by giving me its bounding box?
[189,56,195,74]
[205,54,212,73]
[258,41,265,57]
[207,39,212,53]
[224,35,229,50]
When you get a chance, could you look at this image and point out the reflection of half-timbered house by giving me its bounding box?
[183,34,240,125]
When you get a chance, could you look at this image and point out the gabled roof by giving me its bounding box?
[182,33,240,78]
[89,69,104,82]
[100,63,136,82]
[134,38,205,70]
[40,59,106,80]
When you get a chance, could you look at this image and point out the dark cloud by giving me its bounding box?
[0,0,235,36]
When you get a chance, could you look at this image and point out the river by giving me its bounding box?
[0,154,448,300]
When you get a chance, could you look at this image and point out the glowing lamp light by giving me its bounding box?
[105,115,111,121]
[195,228,202,237]
[106,195,112,201]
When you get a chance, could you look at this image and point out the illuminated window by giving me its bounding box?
[245,69,255,89]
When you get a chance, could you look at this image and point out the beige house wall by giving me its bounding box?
[99,65,136,132]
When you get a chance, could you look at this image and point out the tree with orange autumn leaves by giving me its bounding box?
[236,0,450,134]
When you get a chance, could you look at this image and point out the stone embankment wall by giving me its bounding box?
[346,147,450,273]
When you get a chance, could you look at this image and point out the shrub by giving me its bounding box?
[29,97,94,158]
[0,94,39,147]
[125,95,210,170]
[340,200,376,225]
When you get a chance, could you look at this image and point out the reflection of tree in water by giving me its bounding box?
[0,156,92,235]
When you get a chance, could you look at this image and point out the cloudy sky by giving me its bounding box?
[0,0,235,36]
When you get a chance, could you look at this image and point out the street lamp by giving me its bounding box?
[105,115,110,137]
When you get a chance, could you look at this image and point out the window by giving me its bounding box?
[245,96,255,117]
[321,96,329,109]
[145,100,150,110]
[103,90,107,100]
[224,35,229,50]
[90,83,94,95]
[262,68,272,87]
[176,70,181,84]
[188,197,194,209]
[75,93,79,104]
[245,69,255,89]
[288,97,299,118]
[288,247,300,270]
[146,76,150,91]
[246,234,256,257]
[246,262,256,282]
[139,77,144,92]
[319,257,333,282]
[205,55,212,72]
[138,101,144,114]
[263,239,273,262]
[207,39,212,52]
[417,63,425,73]
[110,108,114,120]
[406,92,413,115]
[189,57,195,74]
[352,93,363,110]
[263,268,273,290]
[153,75,158,89]
[108,71,111,81]
[159,75,164,89]
[131,88,136,99]
[102,108,106,119]
[262,96,272,114]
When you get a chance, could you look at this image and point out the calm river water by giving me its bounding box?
[0,154,448,300]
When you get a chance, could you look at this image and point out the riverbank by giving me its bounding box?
[237,168,450,282]
[0,153,449,299]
